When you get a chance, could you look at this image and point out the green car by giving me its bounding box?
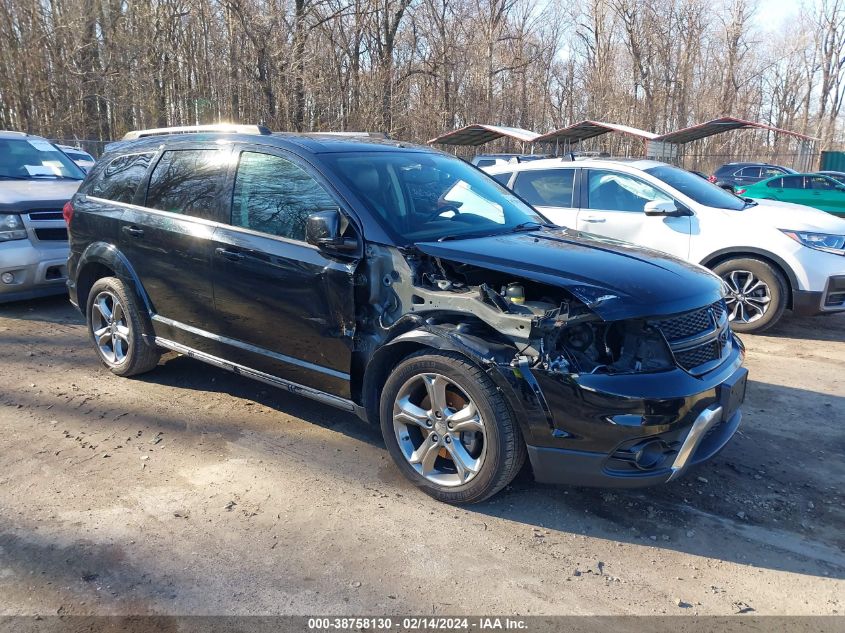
[736,173,845,217]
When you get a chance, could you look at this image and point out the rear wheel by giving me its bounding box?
[380,351,525,504]
[712,257,788,333]
[86,277,160,376]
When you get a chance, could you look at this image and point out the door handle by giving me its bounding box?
[582,216,606,223]
[215,247,244,262]
[123,226,144,238]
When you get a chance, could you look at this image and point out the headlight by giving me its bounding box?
[0,214,27,242]
[781,230,845,255]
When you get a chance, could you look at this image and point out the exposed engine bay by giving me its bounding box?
[358,244,676,376]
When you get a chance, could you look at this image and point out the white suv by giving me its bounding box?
[485,158,845,332]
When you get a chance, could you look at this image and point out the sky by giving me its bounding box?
[752,0,806,32]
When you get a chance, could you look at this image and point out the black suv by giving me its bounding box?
[711,162,795,190]
[66,128,747,503]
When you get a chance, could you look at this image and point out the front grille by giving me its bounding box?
[653,300,731,375]
[34,228,68,241]
[657,305,715,342]
[675,341,721,371]
[28,210,64,221]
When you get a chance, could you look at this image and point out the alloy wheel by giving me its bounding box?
[392,373,487,487]
[722,270,771,324]
[91,290,131,364]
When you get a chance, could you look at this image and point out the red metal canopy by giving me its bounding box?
[427,124,540,146]
[535,120,657,145]
[653,116,818,144]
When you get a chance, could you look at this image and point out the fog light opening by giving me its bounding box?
[1,272,14,284]
[633,440,668,470]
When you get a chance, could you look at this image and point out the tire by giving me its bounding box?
[86,276,161,376]
[712,257,788,333]
[379,350,526,504]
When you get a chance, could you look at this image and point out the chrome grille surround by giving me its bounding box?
[653,300,732,375]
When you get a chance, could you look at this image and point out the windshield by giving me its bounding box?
[325,151,546,243]
[645,165,746,210]
[0,138,86,180]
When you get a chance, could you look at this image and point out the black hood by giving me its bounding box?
[0,180,81,209]
[415,229,723,321]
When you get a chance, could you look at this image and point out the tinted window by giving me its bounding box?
[766,178,783,188]
[808,176,835,190]
[781,176,804,189]
[513,169,575,207]
[475,159,496,168]
[146,150,228,220]
[232,152,336,241]
[324,151,544,243]
[491,172,512,185]
[738,167,761,178]
[761,167,784,178]
[587,170,672,212]
[90,153,154,203]
[644,165,746,210]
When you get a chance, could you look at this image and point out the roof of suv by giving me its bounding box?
[104,131,431,157]
[0,130,50,141]
[484,156,666,174]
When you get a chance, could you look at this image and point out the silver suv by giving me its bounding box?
[0,131,84,302]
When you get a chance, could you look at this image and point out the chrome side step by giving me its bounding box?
[155,337,357,413]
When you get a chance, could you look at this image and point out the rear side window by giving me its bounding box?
[766,178,783,188]
[231,151,336,241]
[146,150,228,220]
[491,172,512,185]
[808,176,835,190]
[90,153,154,203]
[513,169,575,207]
[781,176,804,189]
[737,167,761,177]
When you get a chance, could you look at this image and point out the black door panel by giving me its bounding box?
[210,227,356,396]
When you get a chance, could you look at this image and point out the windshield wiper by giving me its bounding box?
[437,222,554,242]
[0,175,30,180]
[741,198,758,208]
[510,221,556,232]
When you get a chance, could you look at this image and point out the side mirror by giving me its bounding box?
[644,200,692,217]
[305,210,358,253]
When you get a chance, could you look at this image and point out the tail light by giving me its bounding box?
[707,175,717,183]
[735,188,746,195]
[62,200,74,225]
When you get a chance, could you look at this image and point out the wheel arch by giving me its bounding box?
[76,242,154,318]
[700,247,797,309]
[358,321,540,442]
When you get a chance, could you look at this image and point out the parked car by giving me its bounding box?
[817,170,845,185]
[485,158,845,333]
[736,173,845,218]
[66,126,747,503]
[471,154,548,168]
[711,162,795,191]
[57,144,96,172]
[0,131,85,303]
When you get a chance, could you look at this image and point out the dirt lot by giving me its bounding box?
[0,296,843,617]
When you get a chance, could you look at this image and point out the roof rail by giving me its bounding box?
[122,124,272,140]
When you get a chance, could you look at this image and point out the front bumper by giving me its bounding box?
[792,275,845,315]
[0,240,68,303]
[490,337,748,488]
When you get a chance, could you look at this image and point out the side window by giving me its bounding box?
[146,149,228,220]
[737,167,761,178]
[808,176,835,190]
[586,170,672,212]
[475,159,496,168]
[761,167,784,178]
[89,153,154,203]
[491,172,512,185]
[232,151,336,241]
[766,178,783,188]
[781,176,804,189]
[513,169,575,207]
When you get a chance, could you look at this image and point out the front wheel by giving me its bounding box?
[380,351,526,504]
[712,257,788,333]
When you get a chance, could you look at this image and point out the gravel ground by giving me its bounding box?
[0,296,843,616]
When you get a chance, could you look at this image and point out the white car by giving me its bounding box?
[485,158,845,332]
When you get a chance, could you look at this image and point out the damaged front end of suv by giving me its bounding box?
[355,229,746,489]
